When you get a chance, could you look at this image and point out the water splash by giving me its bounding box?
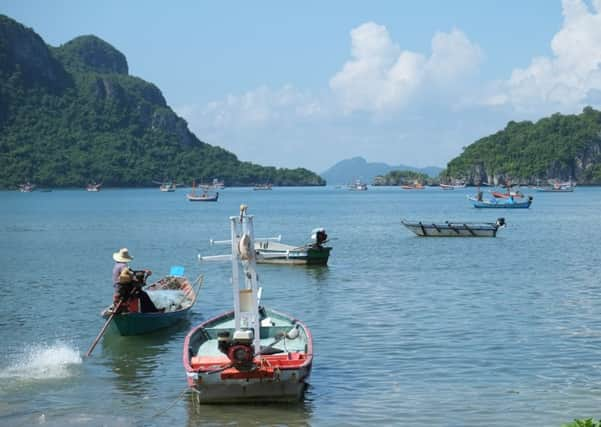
[0,342,82,381]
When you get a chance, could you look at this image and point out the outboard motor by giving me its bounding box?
[496,218,506,228]
[217,330,255,368]
[311,228,328,246]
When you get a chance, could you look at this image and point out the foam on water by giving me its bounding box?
[0,342,82,381]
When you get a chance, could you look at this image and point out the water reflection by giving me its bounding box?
[184,392,314,426]
[100,321,189,396]
[303,265,330,283]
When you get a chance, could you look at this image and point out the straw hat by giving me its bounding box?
[113,248,133,263]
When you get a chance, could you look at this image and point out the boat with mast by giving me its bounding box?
[184,205,313,403]
[187,180,219,202]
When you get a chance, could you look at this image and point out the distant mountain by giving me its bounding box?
[321,157,443,184]
[0,15,324,188]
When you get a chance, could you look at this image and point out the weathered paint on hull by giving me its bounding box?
[188,364,311,403]
[403,224,498,237]
[256,247,331,265]
[473,202,531,209]
[109,309,191,336]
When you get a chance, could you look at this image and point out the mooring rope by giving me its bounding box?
[145,386,189,420]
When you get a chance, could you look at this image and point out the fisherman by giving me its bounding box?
[112,248,161,313]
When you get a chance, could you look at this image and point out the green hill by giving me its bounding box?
[443,107,601,185]
[0,15,325,188]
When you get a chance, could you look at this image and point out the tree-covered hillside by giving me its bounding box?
[0,15,325,188]
[443,107,601,185]
[372,170,430,186]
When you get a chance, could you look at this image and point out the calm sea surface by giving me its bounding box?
[1,186,601,426]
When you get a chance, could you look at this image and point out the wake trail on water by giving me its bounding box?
[0,342,82,382]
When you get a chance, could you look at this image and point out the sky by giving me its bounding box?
[4,0,601,172]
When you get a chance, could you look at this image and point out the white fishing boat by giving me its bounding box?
[255,229,332,265]
[348,179,368,191]
[86,182,102,192]
[185,206,313,403]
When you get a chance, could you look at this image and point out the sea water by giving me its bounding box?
[1,186,601,426]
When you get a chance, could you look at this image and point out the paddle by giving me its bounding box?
[85,299,124,357]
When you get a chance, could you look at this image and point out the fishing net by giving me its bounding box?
[147,290,186,310]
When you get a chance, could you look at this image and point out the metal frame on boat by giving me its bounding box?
[186,206,313,403]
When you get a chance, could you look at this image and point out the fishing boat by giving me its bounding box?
[439,182,466,190]
[18,182,35,192]
[186,206,313,403]
[535,178,576,192]
[86,182,102,192]
[102,274,198,336]
[255,228,332,265]
[401,183,425,190]
[491,189,525,199]
[536,185,574,192]
[349,179,368,191]
[160,182,177,192]
[402,218,506,237]
[253,183,273,191]
[210,178,225,190]
[187,180,219,201]
[468,194,533,208]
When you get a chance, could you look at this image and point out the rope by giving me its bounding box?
[145,386,189,420]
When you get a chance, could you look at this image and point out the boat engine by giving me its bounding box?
[311,228,328,246]
[217,330,255,368]
[496,217,506,227]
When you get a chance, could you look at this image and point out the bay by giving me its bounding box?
[1,186,601,426]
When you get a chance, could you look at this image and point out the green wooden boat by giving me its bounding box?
[102,276,197,336]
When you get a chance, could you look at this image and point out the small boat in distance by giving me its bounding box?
[468,193,533,209]
[491,189,525,199]
[18,182,35,192]
[188,206,313,403]
[401,183,425,190]
[253,183,273,190]
[535,179,575,192]
[102,273,198,336]
[349,179,368,191]
[187,180,219,201]
[255,228,332,265]
[86,182,102,192]
[439,182,466,190]
[402,218,506,237]
[210,178,225,190]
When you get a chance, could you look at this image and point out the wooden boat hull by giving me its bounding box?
[183,308,313,403]
[402,221,502,237]
[535,187,574,192]
[491,191,524,199]
[256,246,331,265]
[469,196,532,209]
[103,276,197,336]
[187,193,219,201]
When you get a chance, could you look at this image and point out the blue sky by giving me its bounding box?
[4,1,600,172]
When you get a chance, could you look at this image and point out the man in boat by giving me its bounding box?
[112,248,162,313]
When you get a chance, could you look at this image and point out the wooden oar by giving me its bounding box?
[85,299,124,357]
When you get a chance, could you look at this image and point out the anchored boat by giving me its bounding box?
[102,274,198,336]
[402,218,506,237]
[255,228,331,265]
[187,180,219,201]
[468,193,533,209]
[186,206,313,403]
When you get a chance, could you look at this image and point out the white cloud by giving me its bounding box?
[496,0,601,112]
[329,22,482,113]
